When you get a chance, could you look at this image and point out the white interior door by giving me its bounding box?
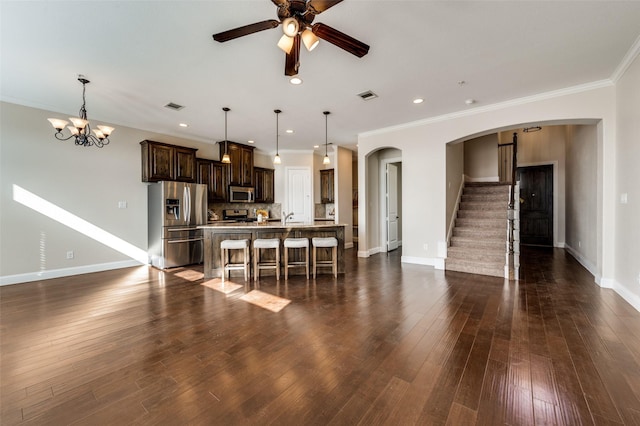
[286,167,311,222]
[386,163,399,251]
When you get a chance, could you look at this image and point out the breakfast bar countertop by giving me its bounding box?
[200,222,343,229]
[199,222,345,279]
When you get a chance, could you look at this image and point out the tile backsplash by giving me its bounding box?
[209,203,281,220]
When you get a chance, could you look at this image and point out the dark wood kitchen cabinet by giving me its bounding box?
[219,141,254,187]
[254,167,274,203]
[197,158,228,203]
[320,168,334,204]
[140,140,197,183]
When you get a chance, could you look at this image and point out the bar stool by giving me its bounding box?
[283,237,309,279]
[312,237,338,279]
[253,238,280,281]
[220,239,250,282]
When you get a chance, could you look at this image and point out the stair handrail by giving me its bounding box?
[497,132,518,256]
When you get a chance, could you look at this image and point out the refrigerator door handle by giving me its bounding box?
[183,186,190,223]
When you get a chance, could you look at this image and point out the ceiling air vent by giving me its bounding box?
[164,102,185,111]
[357,90,378,101]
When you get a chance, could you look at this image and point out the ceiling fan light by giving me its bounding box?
[277,34,294,53]
[301,29,319,51]
[282,17,299,37]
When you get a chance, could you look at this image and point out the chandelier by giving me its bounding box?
[47,75,114,148]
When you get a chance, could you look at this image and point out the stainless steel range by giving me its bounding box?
[223,209,256,222]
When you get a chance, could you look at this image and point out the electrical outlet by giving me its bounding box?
[423,243,428,251]
[118,201,127,209]
[66,251,74,259]
[578,241,581,248]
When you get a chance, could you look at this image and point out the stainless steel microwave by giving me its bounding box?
[229,186,255,203]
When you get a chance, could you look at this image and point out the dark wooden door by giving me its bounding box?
[518,165,553,246]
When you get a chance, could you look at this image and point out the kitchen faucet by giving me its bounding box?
[282,212,294,225]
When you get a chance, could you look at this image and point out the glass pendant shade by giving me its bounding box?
[221,153,231,164]
[301,29,319,51]
[69,117,88,129]
[323,155,330,165]
[47,118,69,131]
[277,34,294,53]
[282,17,299,37]
[97,125,114,136]
[323,111,331,165]
[273,154,281,165]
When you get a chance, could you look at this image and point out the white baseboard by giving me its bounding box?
[464,175,500,183]
[357,246,381,258]
[564,244,597,277]
[345,242,354,249]
[0,260,145,286]
[401,256,445,270]
[555,242,566,248]
[610,280,640,312]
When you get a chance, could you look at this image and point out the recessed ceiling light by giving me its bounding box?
[313,145,319,149]
[248,140,254,144]
[413,98,424,104]
[290,77,303,85]
[179,123,188,127]
[465,99,476,105]
[286,129,294,134]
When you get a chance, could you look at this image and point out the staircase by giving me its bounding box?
[446,182,509,278]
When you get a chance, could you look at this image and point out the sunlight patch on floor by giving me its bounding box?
[240,290,291,313]
[201,278,242,294]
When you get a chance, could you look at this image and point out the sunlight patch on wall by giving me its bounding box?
[13,184,147,264]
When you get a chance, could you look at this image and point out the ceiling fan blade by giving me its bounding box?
[307,0,343,15]
[285,34,301,76]
[213,20,280,42]
[312,22,369,57]
[271,0,289,6]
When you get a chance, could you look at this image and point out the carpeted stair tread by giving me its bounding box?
[455,218,505,228]
[445,258,504,278]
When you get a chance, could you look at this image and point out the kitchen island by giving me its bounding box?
[199,222,346,279]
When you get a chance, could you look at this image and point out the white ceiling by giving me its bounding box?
[2,1,640,155]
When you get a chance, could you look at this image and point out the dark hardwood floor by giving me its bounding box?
[2,247,640,425]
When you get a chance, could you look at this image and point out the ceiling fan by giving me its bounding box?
[212,0,369,76]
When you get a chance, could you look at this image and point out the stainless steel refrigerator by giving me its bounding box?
[148,181,208,269]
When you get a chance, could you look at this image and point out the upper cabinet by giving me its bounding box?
[196,158,228,203]
[320,168,335,204]
[220,141,254,187]
[140,140,197,183]
[254,167,275,203]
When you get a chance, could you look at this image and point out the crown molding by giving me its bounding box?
[359,79,614,138]
[611,34,640,83]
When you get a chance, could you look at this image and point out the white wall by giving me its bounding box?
[446,142,464,237]
[0,102,219,283]
[464,134,498,181]
[565,125,598,273]
[615,55,640,310]
[358,83,617,280]
[335,146,353,247]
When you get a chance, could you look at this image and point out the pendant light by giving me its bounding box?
[273,109,282,165]
[221,107,231,164]
[323,111,331,165]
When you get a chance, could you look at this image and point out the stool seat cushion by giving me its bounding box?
[312,237,338,248]
[254,238,280,249]
[221,239,249,249]
[284,238,309,248]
